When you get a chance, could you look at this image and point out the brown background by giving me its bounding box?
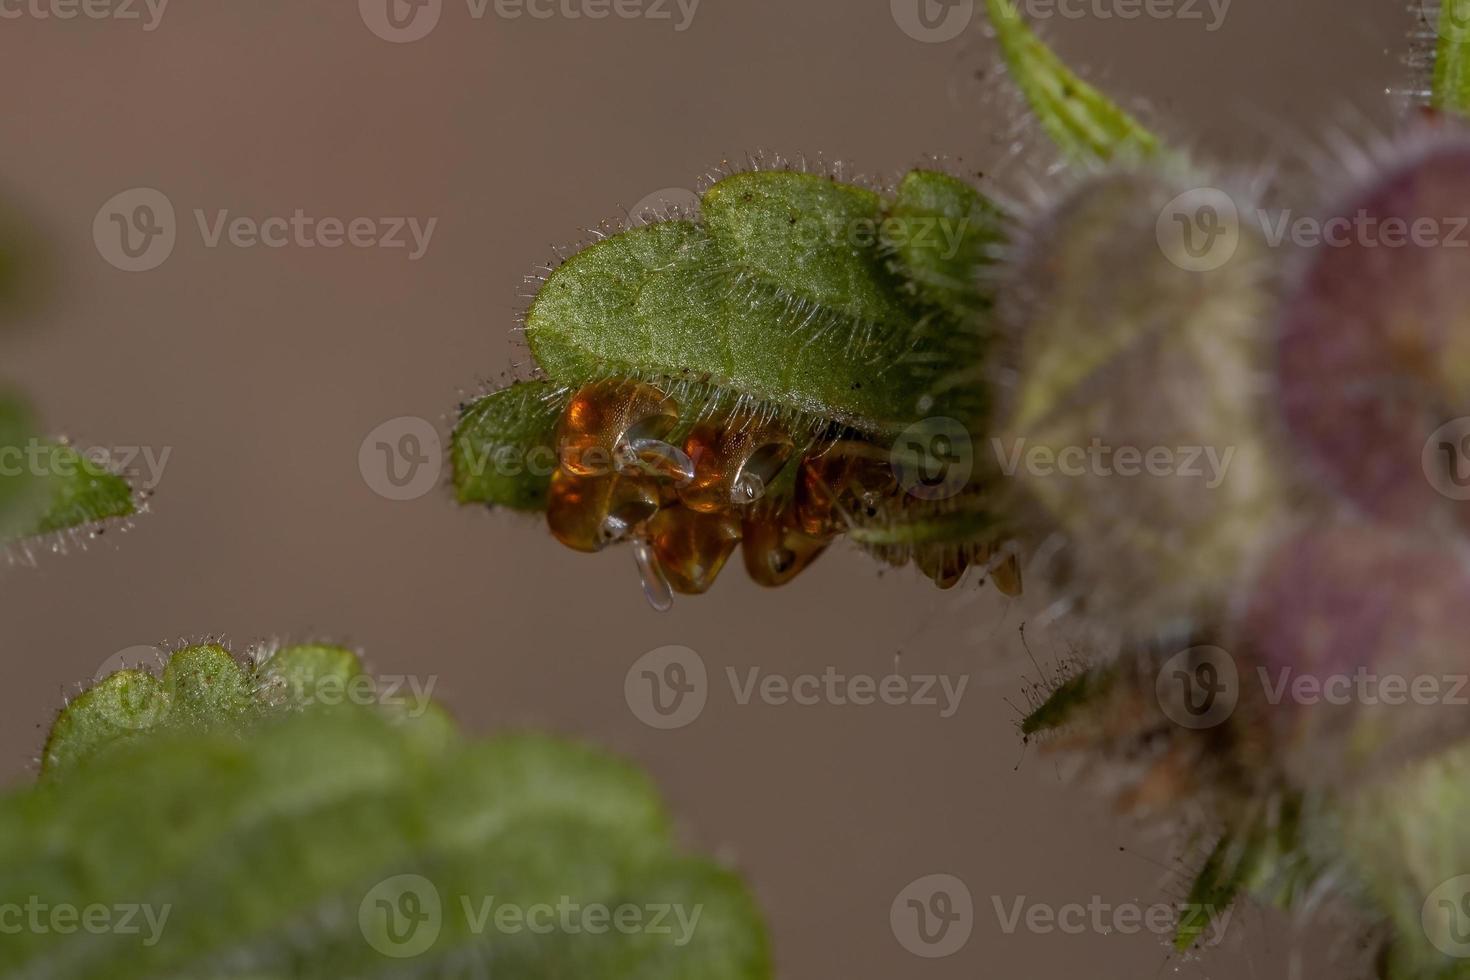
[0,1,1406,976]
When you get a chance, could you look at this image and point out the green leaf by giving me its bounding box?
[44,644,288,775]
[0,389,135,544]
[19,646,771,979]
[0,390,47,541]
[984,0,1161,161]
[1433,0,1470,115]
[699,171,911,330]
[1018,666,1114,737]
[1174,833,1260,951]
[886,169,1005,320]
[524,171,973,435]
[452,380,566,511]
[846,501,995,552]
[27,443,135,535]
[44,642,455,776]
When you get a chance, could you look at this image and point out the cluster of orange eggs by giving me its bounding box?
[546,380,1019,607]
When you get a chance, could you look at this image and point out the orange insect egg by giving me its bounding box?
[795,440,897,536]
[555,381,692,482]
[740,507,831,588]
[916,549,970,590]
[546,469,660,554]
[987,549,1023,598]
[646,507,743,595]
[679,416,796,513]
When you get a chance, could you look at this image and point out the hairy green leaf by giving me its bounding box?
[0,389,135,543]
[452,380,566,511]
[43,643,450,776]
[18,645,771,979]
[1018,666,1114,737]
[887,169,1005,320]
[1174,833,1259,951]
[524,171,989,436]
[28,443,135,535]
[985,0,1161,161]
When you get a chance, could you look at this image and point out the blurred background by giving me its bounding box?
[0,1,1410,976]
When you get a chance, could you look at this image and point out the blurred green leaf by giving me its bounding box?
[985,0,1161,161]
[0,388,135,545]
[1433,0,1470,115]
[18,643,771,979]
